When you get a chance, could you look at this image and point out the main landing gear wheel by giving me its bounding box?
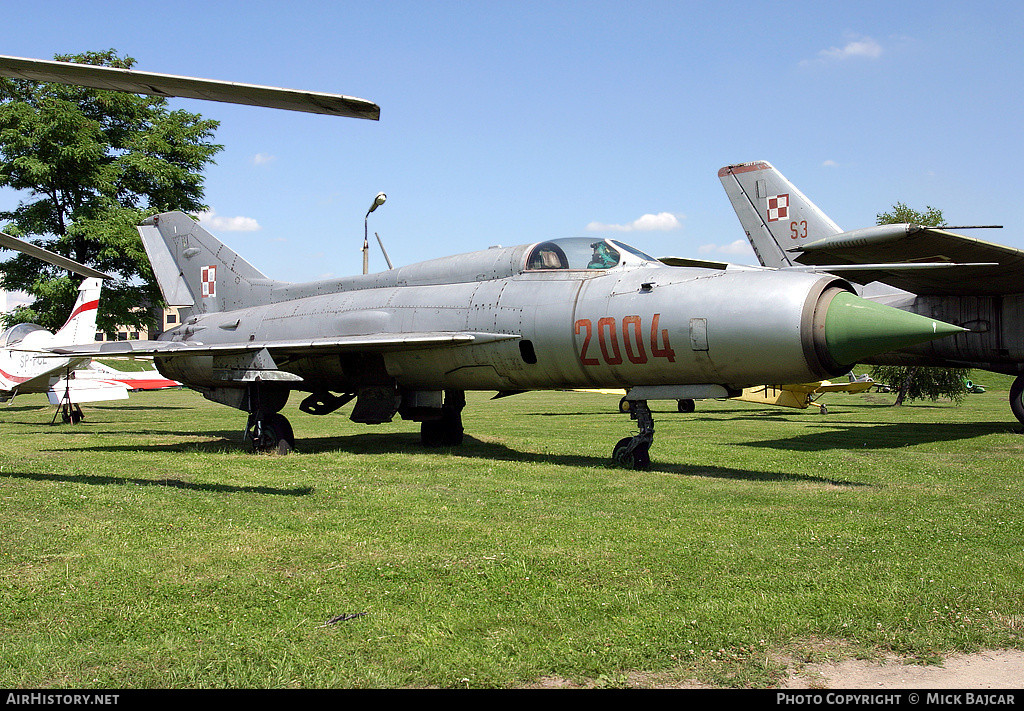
[247,412,295,455]
[1010,375,1024,430]
[421,390,466,447]
[58,403,84,424]
[677,399,695,413]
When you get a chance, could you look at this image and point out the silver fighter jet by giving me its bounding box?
[0,56,966,467]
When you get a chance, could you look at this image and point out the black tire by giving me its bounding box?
[1010,376,1024,426]
[619,397,633,414]
[252,413,294,454]
[677,399,695,413]
[421,412,464,447]
[612,437,650,471]
[631,445,651,470]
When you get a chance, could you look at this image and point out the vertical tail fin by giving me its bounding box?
[138,211,275,317]
[718,162,842,268]
[52,277,102,346]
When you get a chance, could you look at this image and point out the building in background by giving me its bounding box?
[93,306,181,342]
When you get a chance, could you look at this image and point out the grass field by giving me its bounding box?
[1,374,1022,688]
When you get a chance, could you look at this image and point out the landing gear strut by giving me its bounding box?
[51,366,83,425]
[613,399,654,470]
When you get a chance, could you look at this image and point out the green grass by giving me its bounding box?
[1,374,1022,688]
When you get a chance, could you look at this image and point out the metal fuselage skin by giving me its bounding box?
[0,328,73,395]
[154,241,849,405]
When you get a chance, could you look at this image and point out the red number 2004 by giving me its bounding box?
[574,314,676,366]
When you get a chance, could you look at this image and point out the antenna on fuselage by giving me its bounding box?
[363,192,386,274]
[375,232,393,270]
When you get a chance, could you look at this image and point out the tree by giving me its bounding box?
[875,201,945,228]
[0,49,222,335]
[869,364,971,406]
[867,202,970,405]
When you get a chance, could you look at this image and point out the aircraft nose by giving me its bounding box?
[822,291,965,366]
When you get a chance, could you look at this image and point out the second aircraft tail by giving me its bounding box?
[52,277,102,346]
[718,161,842,268]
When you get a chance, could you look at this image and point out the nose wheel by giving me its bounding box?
[613,399,654,470]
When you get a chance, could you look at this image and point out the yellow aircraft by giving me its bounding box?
[586,373,876,414]
[732,376,876,414]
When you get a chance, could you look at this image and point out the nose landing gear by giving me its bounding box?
[613,399,654,470]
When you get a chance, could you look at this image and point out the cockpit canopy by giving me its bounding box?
[0,322,45,348]
[525,237,657,271]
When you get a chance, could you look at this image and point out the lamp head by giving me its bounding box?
[367,192,386,215]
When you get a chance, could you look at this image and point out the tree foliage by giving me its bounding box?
[876,201,945,228]
[868,365,971,406]
[868,201,969,405]
[0,49,222,334]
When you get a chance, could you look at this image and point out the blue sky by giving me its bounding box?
[2,0,1022,282]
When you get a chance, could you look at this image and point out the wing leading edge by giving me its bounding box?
[49,331,520,359]
[0,54,380,121]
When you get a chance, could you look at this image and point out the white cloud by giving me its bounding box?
[698,240,754,255]
[822,37,882,60]
[586,212,683,232]
[195,209,262,232]
[252,153,276,166]
[802,35,882,65]
[0,289,31,313]
[822,159,839,167]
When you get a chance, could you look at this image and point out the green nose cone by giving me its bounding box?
[824,292,965,366]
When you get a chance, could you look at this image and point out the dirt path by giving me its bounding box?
[781,650,1024,689]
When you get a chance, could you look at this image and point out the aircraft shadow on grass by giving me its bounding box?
[0,404,197,427]
[29,400,1012,487]
[529,403,1017,454]
[0,468,312,497]
[50,430,872,487]
[730,420,1015,452]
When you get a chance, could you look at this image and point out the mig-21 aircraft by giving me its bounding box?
[719,161,1024,426]
[0,55,968,468]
